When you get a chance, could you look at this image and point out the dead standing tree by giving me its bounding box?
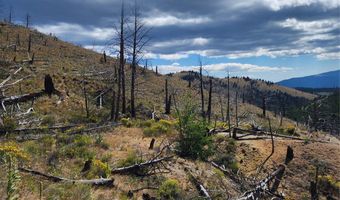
[199,59,205,119]
[227,71,231,136]
[28,33,32,53]
[81,67,90,118]
[114,1,127,120]
[129,1,150,118]
[164,79,171,114]
[207,78,212,123]
[235,90,238,127]
[25,13,31,28]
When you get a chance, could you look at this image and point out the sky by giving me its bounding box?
[2,0,340,82]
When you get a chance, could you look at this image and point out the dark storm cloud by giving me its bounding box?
[3,0,339,59]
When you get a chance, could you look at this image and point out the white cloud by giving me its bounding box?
[159,53,189,60]
[142,15,211,27]
[204,63,292,72]
[157,62,292,74]
[297,34,336,43]
[226,47,326,59]
[263,0,339,11]
[34,22,113,42]
[316,52,340,60]
[278,18,340,34]
[143,52,159,59]
[153,37,210,48]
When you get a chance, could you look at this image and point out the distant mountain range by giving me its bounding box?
[278,70,340,88]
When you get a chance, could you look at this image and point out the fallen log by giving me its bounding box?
[186,169,212,200]
[0,67,23,87]
[237,146,294,200]
[12,124,77,133]
[18,167,114,187]
[238,165,285,200]
[1,74,64,108]
[233,127,303,140]
[1,90,46,107]
[4,123,119,141]
[111,156,173,175]
[211,161,250,191]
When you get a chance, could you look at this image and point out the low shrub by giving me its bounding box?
[64,125,86,134]
[86,159,110,179]
[0,116,17,132]
[285,125,296,135]
[158,179,181,200]
[138,119,154,128]
[45,184,92,200]
[213,168,225,178]
[215,121,229,129]
[100,153,112,163]
[68,112,98,124]
[213,137,238,172]
[318,175,340,196]
[41,115,55,126]
[95,134,109,150]
[159,119,175,127]
[143,123,169,137]
[120,118,133,127]
[57,135,94,159]
[116,150,143,168]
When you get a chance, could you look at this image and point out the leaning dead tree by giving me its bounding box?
[18,167,114,187]
[237,146,294,200]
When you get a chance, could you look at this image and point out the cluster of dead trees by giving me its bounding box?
[107,1,150,121]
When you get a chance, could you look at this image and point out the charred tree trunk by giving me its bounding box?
[130,5,138,118]
[199,65,205,118]
[207,78,212,123]
[103,51,107,63]
[119,3,126,115]
[44,74,55,97]
[26,13,30,28]
[83,79,89,118]
[219,95,225,121]
[262,96,266,117]
[227,73,231,136]
[28,34,32,52]
[165,79,171,114]
[16,34,20,46]
[115,3,125,120]
[310,167,319,200]
[110,90,116,120]
[235,91,238,127]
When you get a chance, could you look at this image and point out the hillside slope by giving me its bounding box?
[278,70,340,88]
[0,22,315,126]
[1,22,339,200]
